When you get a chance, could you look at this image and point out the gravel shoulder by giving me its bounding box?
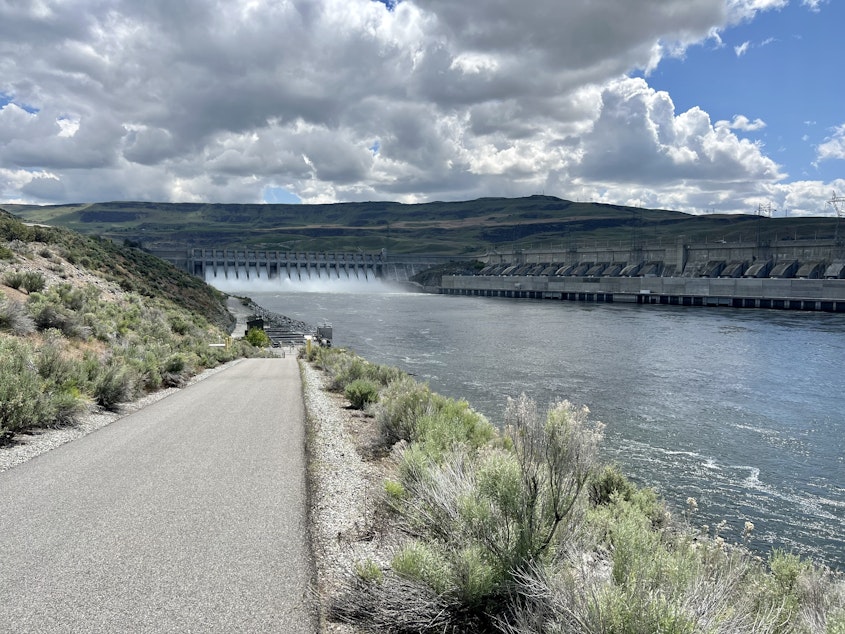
[301,360,395,634]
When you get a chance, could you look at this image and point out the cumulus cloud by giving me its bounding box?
[816,125,845,162]
[722,114,767,131]
[0,0,836,215]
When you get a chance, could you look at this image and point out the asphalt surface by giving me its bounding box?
[0,357,317,633]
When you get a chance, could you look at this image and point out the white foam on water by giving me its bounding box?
[205,269,406,294]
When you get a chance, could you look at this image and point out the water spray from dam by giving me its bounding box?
[204,266,402,294]
[187,249,451,294]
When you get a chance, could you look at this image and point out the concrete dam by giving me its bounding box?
[444,237,845,312]
[191,249,383,281]
[150,238,845,311]
[152,248,460,283]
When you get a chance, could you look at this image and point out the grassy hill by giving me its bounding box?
[0,210,264,442]
[6,197,841,255]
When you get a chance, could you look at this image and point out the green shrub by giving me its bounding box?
[384,479,405,501]
[386,395,603,618]
[0,342,45,432]
[3,270,26,290]
[372,376,435,446]
[589,464,637,507]
[36,340,84,388]
[20,271,46,293]
[136,351,163,391]
[168,314,192,335]
[53,283,88,311]
[0,296,35,334]
[750,549,812,628]
[392,541,451,595]
[161,353,192,387]
[93,362,134,411]
[245,326,271,347]
[43,387,88,426]
[29,301,90,339]
[345,378,379,409]
[594,584,697,634]
[589,465,667,529]
[0,245,14,260]
[413,397,494,459]
[368,363,406,386]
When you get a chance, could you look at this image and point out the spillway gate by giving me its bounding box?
[190,249,384,281]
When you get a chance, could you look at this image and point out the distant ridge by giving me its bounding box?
[4,196,839,255]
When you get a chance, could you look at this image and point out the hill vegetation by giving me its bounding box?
[6,197,841,255]
[308,346,845,633]
[0,210,264,443]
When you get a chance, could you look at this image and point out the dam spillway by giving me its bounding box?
[190,249,383,282]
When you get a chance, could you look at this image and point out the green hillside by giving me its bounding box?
[6,197,840,255]
[0,210,265,442]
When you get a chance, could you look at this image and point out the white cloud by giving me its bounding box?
[735,41,751,56]
[575,78,781,183]
[721,114,767,131]
[727,0,789,23]
[56,116,80,138]
[802,0,826,12]
[816,125,845,162]
[774,178,845,217]
[0,0,832,215]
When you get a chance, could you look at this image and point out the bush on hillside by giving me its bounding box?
[0,295,35,335]
[3,270,46,294]
[161,353,193,387]
[313,347,406,391]
[92,361,134,411]
[334,394,603,630]
[345,379,380,410]
[245,326,271,347]
[0,341,45,433]
[372,376,436,447]
[3,270,25,291]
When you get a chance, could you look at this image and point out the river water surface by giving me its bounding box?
[216,277,844,570]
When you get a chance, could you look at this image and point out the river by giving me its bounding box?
[213,275,845,570]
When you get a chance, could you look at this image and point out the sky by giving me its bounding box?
[0,0,843,216]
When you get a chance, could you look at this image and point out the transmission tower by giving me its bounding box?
[827,191,845,243]
[755,202,775,245]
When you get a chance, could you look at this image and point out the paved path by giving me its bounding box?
[0,358,317,633]
[226,296,252,338]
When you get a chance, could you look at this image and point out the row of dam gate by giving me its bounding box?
[190,249,383,281]
[182,249,458,282]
